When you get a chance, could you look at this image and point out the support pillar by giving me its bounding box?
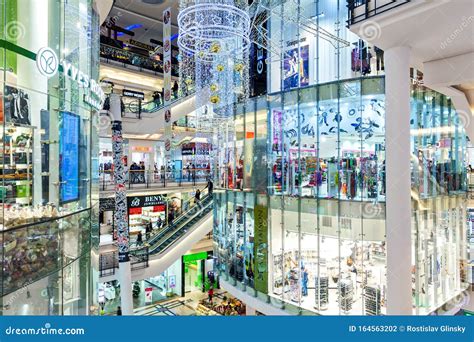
[110,93,133,315]
[384,46,413,315]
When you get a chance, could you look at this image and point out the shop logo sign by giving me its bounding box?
[130,197,140,207]
[35,47,106,110]
[36,47,59,77]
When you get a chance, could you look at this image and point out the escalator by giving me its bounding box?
[99,188,214,282]
[144,192,213,255]
[127,90,195,115]
[121,90,203,135]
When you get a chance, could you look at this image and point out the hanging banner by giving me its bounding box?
[163,7,172,157]
[253,204,268,294]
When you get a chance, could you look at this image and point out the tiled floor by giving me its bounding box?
[133,289,227,316]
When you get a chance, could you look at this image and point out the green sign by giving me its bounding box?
[254,204,268,294]
[183,251,208,263]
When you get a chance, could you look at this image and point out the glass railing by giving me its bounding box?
[98,168,210,191]
[347,0,411,25]
[100,43,179,76]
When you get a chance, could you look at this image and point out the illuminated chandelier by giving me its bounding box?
[179,1,250,133]
[178,1,251,63]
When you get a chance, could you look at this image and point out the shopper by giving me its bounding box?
[145,222,152,240]
[186,163,191,182]
[195,188,201,203]
[207,178,213,195]
[152,91,162,107]
[172,81,179,99]
[156,216,163,229]
[191,163,196,182]
[136,231,143,246]
[116,306,122,316]
[208,286,214,304]
[301,266,308,297]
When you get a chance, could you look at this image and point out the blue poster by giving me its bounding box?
[60,112,80,202]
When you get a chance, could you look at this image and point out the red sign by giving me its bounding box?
[153,205,166,212]
[129,207,142,215]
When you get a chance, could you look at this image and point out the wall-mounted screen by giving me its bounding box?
[60,111,80,203]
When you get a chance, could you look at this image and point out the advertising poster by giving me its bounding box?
[272,110,282,152]
[4,85,31,126]
[253,204,268,293]
[144,287,153,304]
[283,45,309,90]
[163,7,172,157]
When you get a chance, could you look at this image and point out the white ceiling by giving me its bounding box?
[107,0,180,46]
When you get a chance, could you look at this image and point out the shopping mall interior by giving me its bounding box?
[0,0,473,317]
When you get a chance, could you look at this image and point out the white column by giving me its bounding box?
[385,46,413,315]
[110,93,133,315]
[16,0,49,205]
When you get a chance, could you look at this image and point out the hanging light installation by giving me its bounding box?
[178,0,251,121]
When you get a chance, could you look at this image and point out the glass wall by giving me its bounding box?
[214,76,387,315]
[410,82,469,314]
[212,0,468,316]
[0,0,101,315]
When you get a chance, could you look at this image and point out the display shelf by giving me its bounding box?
[314,275,329,310]
[0,126,33,206]
[364,285,381,315]
[338,277,353,313]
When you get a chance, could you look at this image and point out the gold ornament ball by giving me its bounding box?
[210,42,221,53]
[216,64,224,72]
[234,63,243,72]
[210,95,220,104]
[210,84,219,92]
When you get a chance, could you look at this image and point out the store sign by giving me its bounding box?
[128,39,155,51]
[249,11,267,97]
[127,194,166,208]
[99,197,116,211]
[182,142,195,155]
[35,47,106,110]
[183,251,208,263]
[123,89,145,100]
[131,146,153,153]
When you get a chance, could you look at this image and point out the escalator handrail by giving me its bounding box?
[127,90,195,114]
